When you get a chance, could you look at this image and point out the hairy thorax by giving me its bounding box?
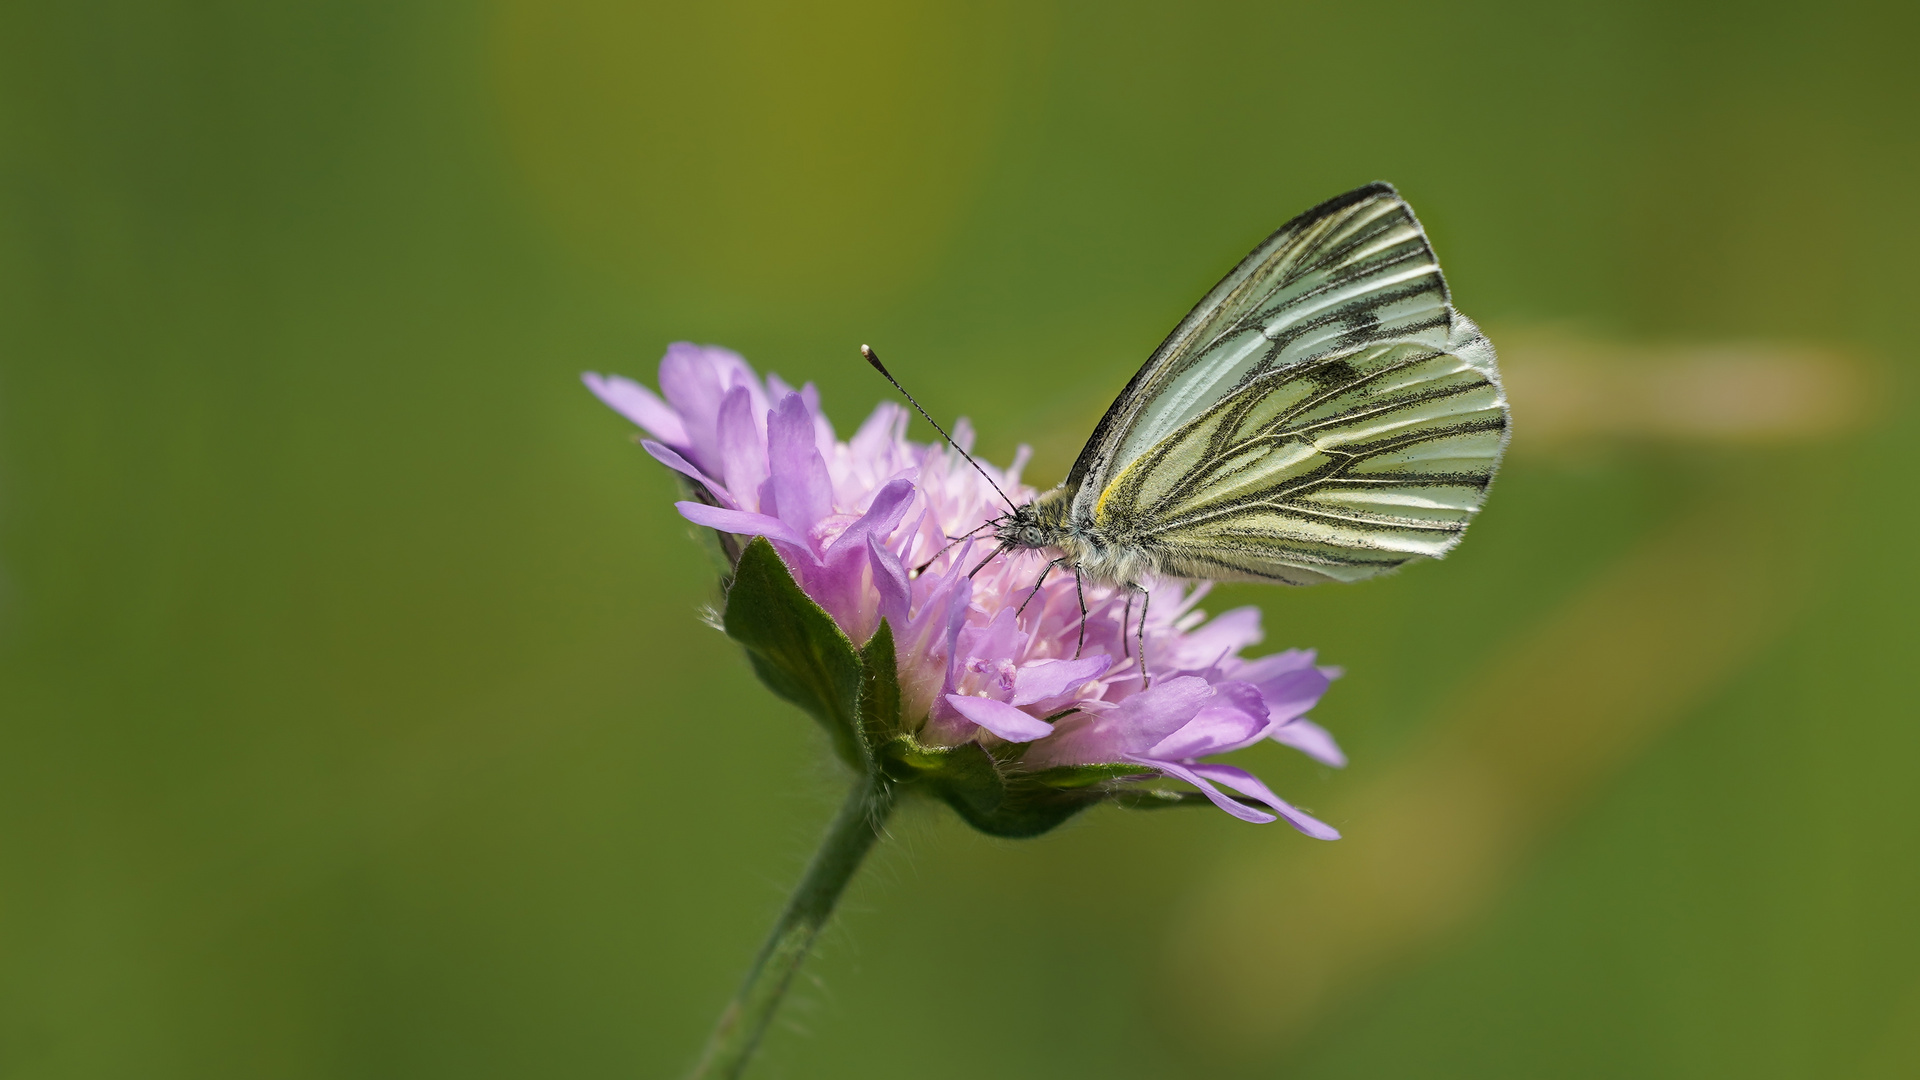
[995,487,1161,589]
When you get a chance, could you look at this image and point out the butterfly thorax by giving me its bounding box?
[995,488,1159,589]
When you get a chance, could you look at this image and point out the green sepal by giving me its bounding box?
[874,736,1117,837]
[1110,788,1209,810]
[1110,787,1270,813]
[857,619,904,747]
[722,537,866,770]
[878,734,1005,821]
[960,763,1160,837]
[961,779,1108,838]
[1021,762,1158,790]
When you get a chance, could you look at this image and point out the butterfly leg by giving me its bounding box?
[1134,585,1150,689]
[1072,568,1088,659]
[1015,558,1062,617]
[968,542,1012,579]
[1120,592,1135,659]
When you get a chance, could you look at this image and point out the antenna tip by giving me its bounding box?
[859,344,886,371]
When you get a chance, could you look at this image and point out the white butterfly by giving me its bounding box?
[867,182,1509,665]
[989,181,1509,598]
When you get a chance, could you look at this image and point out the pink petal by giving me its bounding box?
[1183,762,1340,839]
[658,343,753,471]
[1270,717,1347,767]
[674,502,813,553]
[867,535,911,629]
[1255,666,1332,725]
[1023,676,1215,766]
[823,480,915,562]
[767,392,834,537]
[850,402,906,462]
[1145,702,1268,761]
[1167,606,1263,668]
[1134,757,1277,824]
[714,385,769,512]
[894,565,971,739]
[1004,444,1032,487]
[799,382,837,461]
[1011,655,1114,706]
[583,372,688,446]
[641,440,736,509]
[1109,676,1216,750]
[956,608,1025,678]
[801,480,917,631]
[1234,648,1318,679]
[944,694,1054,743]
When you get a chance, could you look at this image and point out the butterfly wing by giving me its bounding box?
[1071,182,1509,585]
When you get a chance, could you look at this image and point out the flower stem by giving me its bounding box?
[687,774,895,1080]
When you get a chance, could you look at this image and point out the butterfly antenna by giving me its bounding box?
[861,345,1017,512]
[912,522,992,578]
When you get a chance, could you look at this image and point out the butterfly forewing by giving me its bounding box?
[1065,183,1459,520]
[1073,183,1508,586]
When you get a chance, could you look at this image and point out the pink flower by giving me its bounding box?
[586,344,1345,837]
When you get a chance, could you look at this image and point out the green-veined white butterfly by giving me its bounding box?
[868,182,1508,658]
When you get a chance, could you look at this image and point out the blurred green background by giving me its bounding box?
[3,1,1916,1077]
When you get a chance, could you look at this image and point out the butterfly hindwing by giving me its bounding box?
[1068,183,1508,585]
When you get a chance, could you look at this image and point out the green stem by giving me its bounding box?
[687,774,895,1080]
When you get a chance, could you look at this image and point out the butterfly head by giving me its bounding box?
[993,505,1043,551]
[992,490,1072,553]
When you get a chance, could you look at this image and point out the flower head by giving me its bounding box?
[587,344,1346,837]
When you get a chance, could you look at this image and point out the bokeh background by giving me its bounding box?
[3,1,1916,1077]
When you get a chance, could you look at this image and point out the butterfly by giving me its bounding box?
[869,181,1509,662]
